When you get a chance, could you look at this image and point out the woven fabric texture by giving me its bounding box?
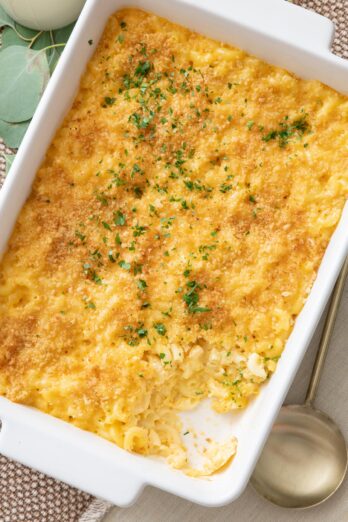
[0,1,347,521]
[292,0,348,58]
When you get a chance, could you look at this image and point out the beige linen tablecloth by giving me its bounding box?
[0,0,347,521]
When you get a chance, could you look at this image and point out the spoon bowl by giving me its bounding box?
[251,404,347,508]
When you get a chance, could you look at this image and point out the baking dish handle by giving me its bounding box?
[0,401,144,507]
[190,0,335,55]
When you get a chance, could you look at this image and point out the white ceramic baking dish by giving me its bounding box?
[0,0,347,508]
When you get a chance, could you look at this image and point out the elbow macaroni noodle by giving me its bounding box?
[0,8,347,475]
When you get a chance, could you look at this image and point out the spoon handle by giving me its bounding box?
[305,256,348,406]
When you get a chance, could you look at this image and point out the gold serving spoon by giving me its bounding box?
[251,256,348,508]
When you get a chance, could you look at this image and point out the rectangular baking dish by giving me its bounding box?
[0,0,347,508]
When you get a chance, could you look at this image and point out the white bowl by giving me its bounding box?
[0,0,86,30]
[0,0,347,508]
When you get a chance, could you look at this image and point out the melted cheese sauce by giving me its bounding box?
[0,8,347,475]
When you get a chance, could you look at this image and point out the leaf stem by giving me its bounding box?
[49,30,60,57]
[29,31,43,49]
[12,24,36,42]
[41,43,66,53]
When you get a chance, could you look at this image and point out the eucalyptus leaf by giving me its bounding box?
[0,11,38,42]
[53,23,75,52]
[4,153,15,176]
[2,25,52,51]
[2,26,59,73]
[11,22,39,39]
[47,49,60,74]
[0,119,30,148]
[0,46,50,123]
[0,6,15,30]
[1,26,28,48]
[31,30,52,51]
[48,23,75,72]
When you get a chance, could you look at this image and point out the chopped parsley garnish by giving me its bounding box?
[95,192,108,206]
[137,279,147,290]
[75,230,86,242]
[135,60,152,77]
[154,322,167,336]
[133,263,143,275]
[262,115,310,148]
[108,250,117,263]
[131,163,144,177]
[119,260,131,270]
[220,183,233,193]
[114,211,126,226]
[136,325,148,338]
[102,221,112,230]
[103,96,116,107]
[83,263,103,285]
[133,224,146,237]
[183,280,211,314]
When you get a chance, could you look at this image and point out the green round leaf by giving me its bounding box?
[4,153,15,176]
[47,23,75,73]
[27,30,52,51]
[0,119,30,148]
[2,27,60,73]
[11,22,38,39]
[2,26,51,51]
[47,49,60,74]
[53,23,75,52]
[1,26,28,48]
[0,46,50,123]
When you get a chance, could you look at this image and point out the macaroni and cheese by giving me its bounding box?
[0,8,347,475]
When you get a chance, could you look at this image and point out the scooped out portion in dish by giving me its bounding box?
[0,8,347,476]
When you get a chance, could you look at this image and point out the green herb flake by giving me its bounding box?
[119,260,131,270]
[102,221,112,230]
[103,96,116,106]
[137,279,147,291]
[75,230,86,242]
[154,322,167,336]
[135,60,152,77]
[108,250,116,263]
[183,280,211,314]
[133,224,146,237]
[136,326,148,338]
[261,115,310,148]
[114,210,126,226]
